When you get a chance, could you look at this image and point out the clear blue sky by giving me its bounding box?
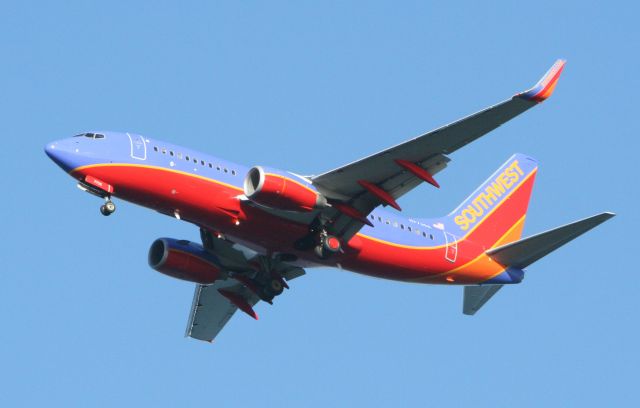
[1,1,637,406]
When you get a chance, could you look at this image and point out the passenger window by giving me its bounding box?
[193,158,197,163]
[224,168,228,173]
[161,148,166,154]
[430,234,434,240]
[378,216,382,222]
[208,163,212,168]
[185,155,190,161]
[154,146,158,152]
[422,232,427,238]
[201,160,205,166]
[170,151,174,156]
[385,220,390,225]
[216,166,221,171]
[393,222,398,228]
[232,170,236,175]
[400,224,404,230]
[94,133,105,139]
[177,153,183,159]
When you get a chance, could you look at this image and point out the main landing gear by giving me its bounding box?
[294,217,342,260]
[199,227,290,304]
[313,231,341,259]
[100,198,116,216]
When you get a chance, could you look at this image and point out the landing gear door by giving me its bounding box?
[128,133,147,160]
[444,231,458,263]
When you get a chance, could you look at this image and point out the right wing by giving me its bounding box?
[310,59,567,242]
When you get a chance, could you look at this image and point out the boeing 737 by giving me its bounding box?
[45,59,614,342]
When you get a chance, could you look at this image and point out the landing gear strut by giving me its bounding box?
[100,198,116,216]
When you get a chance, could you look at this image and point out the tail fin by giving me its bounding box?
[447,153,538,249]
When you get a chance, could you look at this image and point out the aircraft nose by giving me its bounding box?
[44,141,58,160]
[44,139,80,173]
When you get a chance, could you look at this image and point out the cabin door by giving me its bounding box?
[127,133,147,160]
[444,231,458,263]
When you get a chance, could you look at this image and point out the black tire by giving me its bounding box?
[269,279,284,296]
[323,235,341,253]
[100,205,111,216]
[261,278,284,300]
[105,201,116,213]
[314,245,329,259]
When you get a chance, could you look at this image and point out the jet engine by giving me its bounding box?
[243,166,327,212]
[148,238,223,284]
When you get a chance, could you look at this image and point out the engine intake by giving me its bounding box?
[244,166,326,212]
[148,238,223,284]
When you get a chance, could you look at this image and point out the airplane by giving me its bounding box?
[45,59,614,342]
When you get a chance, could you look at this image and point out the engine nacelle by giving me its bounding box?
[148,238,223,284]
[243,166,326,212]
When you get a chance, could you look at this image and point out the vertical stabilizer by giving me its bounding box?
[447,153,538,249]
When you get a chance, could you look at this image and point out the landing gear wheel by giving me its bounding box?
[314,234,341,259]
[100,205,111,216]
[261,278,284,300]
[100,200,116,216]
[323,235,341,253]
[314,244,328,259]
[104,201,116,213]
[268,279,284,296]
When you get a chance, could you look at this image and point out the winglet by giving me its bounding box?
[518,59,566,103]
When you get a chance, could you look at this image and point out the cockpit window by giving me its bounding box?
[73,132,105,139]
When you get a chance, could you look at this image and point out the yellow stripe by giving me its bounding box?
[415,214,527,282]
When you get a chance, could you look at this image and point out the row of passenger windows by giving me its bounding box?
[153,146,237,176]
[369,214,435,239]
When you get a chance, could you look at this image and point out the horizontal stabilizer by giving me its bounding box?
[486,212,615,269]
[463,285,503,315]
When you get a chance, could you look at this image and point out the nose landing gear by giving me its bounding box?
[100,198,116,216]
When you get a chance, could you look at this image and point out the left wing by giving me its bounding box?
[186,231,307,343]
[186,280,260,342]
[311,60,566,242]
